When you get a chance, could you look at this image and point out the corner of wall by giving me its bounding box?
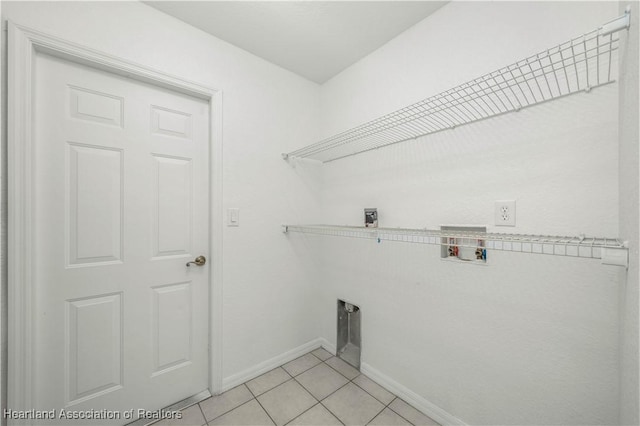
[1,4,8,424]
[618,1,639,425]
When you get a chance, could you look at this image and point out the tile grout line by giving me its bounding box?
[253,394,279,426]
[282,355,322,406]
[307,358,360,425]
[384,402,420,426]
[201,393,257,424]
[257,375,319,426]
[202,390,280,426]
[199,385,257,425]
[283,367,295,379]
[282,352,324,379]
[286,354,353,425]
[314,361,355,395]
[321,354,425,426]
[318,400,346,426]
[346,373,391,426]
[280,365,324,426]
[248,365,295,398]
[351,375,394,406]
[318,359,366,426]
[283,350,347,426]
[364,396,414,426]
[200,350,429,426]
[350,376,418,425]
[291,373,350,426]
[196,401,208,426]
[272,376,317,425]
[319,357,415,426]
[322,358,359,381]
[245,356,320,426]
[282,402,323,426]
[244,371,293,426]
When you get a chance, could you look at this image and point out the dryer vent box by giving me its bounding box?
[337,299,361,369]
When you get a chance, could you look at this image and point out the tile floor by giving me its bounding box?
[153,348,440,426]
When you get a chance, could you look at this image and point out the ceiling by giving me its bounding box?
[144,1,447,84]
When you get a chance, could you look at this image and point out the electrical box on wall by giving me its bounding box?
[441,225,487,264]
[364,208,377,228]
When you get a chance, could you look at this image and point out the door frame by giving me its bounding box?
[7,21,224,412]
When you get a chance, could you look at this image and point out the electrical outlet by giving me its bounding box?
[495,200,516,226]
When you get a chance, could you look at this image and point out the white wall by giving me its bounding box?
[0,0,323,401]
[310,2,622,424]
[0,2,635,425]
[618,1,639,425]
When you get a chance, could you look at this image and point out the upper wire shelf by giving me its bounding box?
[282,224,628,267]
[283,11,631,163]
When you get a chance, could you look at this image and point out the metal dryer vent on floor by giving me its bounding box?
[337,299,361,369]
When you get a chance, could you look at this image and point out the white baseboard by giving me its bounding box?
[220,337,465,426]
[221,338,325,392]
[361,363,467,426]
[318,337,336,355]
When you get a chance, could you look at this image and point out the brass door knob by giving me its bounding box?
[186,255,206,267]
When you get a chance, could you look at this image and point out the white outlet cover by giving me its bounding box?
[495,200,516,226]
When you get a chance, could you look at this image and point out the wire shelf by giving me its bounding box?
[283,12,630,163]
[283,224,628,265]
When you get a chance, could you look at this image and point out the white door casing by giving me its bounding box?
[7,22,223,420]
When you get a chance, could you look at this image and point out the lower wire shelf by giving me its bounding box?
[282,224,628,267]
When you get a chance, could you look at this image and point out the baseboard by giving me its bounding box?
[318,337,336,355]
[220,338,466,426]
[221,338,325,392]
[361,363,467,426]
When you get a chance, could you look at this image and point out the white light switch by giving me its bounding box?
[228,208,240,227]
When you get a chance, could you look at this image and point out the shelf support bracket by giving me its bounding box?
[600,8,631,36]
[601,244,629,268]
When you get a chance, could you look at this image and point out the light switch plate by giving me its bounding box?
[227,208,240,227]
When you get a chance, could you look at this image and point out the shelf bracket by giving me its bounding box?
[600,8,631,36]
[600,244,629,268]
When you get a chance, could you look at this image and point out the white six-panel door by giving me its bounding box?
[32,52,210,422]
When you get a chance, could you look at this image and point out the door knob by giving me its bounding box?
[186,256,206,267]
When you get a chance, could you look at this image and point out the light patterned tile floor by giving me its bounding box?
[153,348,440,426]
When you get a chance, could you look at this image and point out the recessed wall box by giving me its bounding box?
[337,299,361,369]
[441,225,487,264]
[364,208,378,228]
